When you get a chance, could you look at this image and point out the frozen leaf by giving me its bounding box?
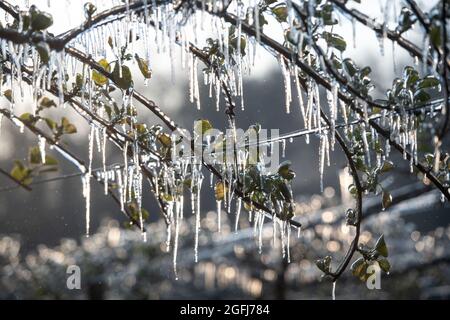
[135,54,152,79]
[316,256,332,273]
[194,119,213,136]
[375,234,388,257]
[10,161,32,185]
[44,118,57,131]
[416,76,440,90]
[3,89,12,102]
[157,133,171,147]
[39,97,56,109]
[382,190,392,210]
[92,59,111,86]
[380,160,394,173]
[61,117,77,134]
[272,5,288,23]
[277,160,296,180]
[29,147,42,164]
[377,258,391,273]
[29,6,53,31]
[112,64,133,90]
[322,32,347,52]
[351,257,367,278]
[215,181,226,201]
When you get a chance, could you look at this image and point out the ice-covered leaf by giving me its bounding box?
[322,32,347,52]
[29,6,53,31]
[10,160,32,185]
[272,5,288,22]
[215,181,226,201]
[377,258,391,273]
[375,234,389,257]
[112,64,133,90]
[61,117,77,134]
[382,190,392,210]
[92,59,111,86]
[135,54,152,79]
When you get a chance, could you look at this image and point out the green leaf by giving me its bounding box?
[414,89,431,103]
[375,234,388,257]
[343,58,357,77]
[157,133,171,147]
[3,89,12,102]
[416,76,440,90]
[194,119,213,136]
[112,64,133,90]
[92,59,111,86]
[29,7,53,31]
[19,113,35,123]
[39,97,56,109]
[44,155,58,166]
[360,66,372,77]
[396,7,416,33]
[29,146,42,164]
[277,160,296,180]
[215,181,226,201]
[320,4,338,25]
[272,5,288,22]
[44,117,57,131]
[382,190,392,210]
[322,32,347,52]
[430,25,441,48]
[316,256,332,273]
[351,257,367,278]
[380,160,394,173]
[135,54,152,79]
[61,117,77,134]
[377,258,391,273]
[10,160,32,185]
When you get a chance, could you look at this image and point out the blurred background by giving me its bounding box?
[1,0,449,299]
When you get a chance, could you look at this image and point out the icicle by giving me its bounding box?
[258,212,265,254]
[194,57,200,110]
[235,197,242,233]
[286,222,291,263]
[352,17,356,49]
[38,135,46,163]
[361,124,371,167]
[293,66,306,128]
[102,128,108,195]
[173,198,182,280]
[85,125,95,237]
[329,82,339,150]
[319,133,326,192]
[217,200,222,233]
[194,166,203,263]
[392,41,397,74]
[332,281,336,300]
[279,55,292,114]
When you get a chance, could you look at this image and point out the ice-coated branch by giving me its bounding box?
[329,0,436,67]
[0,106,145,231]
